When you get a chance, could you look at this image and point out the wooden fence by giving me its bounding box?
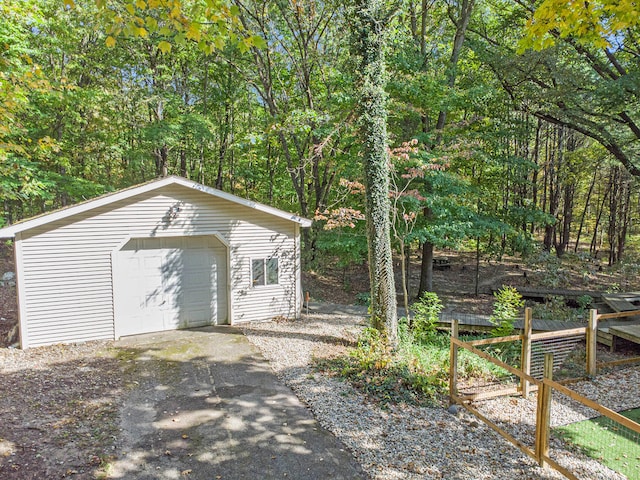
[449,313,640,479]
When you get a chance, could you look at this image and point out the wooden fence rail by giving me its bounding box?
[449,315,640,480]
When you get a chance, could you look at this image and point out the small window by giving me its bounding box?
[252,257,279,286]
[252,259,265,286]
[266,258,279,285]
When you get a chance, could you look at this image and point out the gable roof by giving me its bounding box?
[0,176,312,238]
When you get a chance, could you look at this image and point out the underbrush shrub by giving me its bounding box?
[315,326,446,406]
[532,294,583,322]
[355,291,371,306]
[490,285,524,337]
[315,301,520,406]
[351,327,392,370]
[410,291,444,341]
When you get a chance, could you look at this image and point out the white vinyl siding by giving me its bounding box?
[16,184,302,347]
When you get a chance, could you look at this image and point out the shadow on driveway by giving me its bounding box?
[110,327,366,479]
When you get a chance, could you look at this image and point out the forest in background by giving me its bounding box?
[2,0,640,290]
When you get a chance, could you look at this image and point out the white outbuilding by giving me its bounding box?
[0,176,312,348]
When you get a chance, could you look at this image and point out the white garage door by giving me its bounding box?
[113,236,227,337]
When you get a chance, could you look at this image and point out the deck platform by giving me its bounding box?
[602,292,640,313]
[511,287,602,301]
[602,324,640,351]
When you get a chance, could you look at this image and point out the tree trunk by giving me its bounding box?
[418,241,434,295]
[352,0,398,345]
[179,149,187,177]
[400,240,410,323]
[475,236,481,296]
[574,166,598,252]
[435,0,475,134]
[530,118,542,234]
[590,182,611,256]
[555,182,573,256]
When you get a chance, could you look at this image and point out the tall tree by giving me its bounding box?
[351,0,398,345]
[475,0,640,179]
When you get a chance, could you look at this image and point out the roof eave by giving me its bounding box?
[0,176,312,237]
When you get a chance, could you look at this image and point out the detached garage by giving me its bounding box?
[0,176,312,348]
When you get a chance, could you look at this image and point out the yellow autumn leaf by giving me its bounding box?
[135,0,146,9]
[186,24,201,41]
[125,3,135,15]
[63,0,75,8]
[105,36,116,48]
[157,41,172,53]
[137,27,148,38]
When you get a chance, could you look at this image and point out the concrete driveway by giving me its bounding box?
[109,327,365,479]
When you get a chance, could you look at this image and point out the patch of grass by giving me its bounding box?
[315,327,445,406]
[314,323,518,407]
[554,408,640,478]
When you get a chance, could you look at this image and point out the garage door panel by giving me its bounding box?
[185,288,210,304]
[184,272,211,287]
[114,236,228,337]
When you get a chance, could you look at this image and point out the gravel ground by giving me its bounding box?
[243,308,640,480]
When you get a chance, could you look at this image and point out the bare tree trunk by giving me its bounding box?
[530,118,542,234]
[435,0,475,134]
[574,166,599,252]
[475,236,480,296]
[556,182,573,256]
[418,240,434,295]
[400,240,410,323]
[591,181,611,257]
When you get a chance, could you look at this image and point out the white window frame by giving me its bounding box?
[251,257,279,287]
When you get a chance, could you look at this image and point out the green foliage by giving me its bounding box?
[350,327,393,371]
[577,295,593,311]
[410,291,444,340]
[521,0,640,50]
[490,286,524,337]
[526,251,569,288]
[532,295,582,322]
[355,292,371,306]
[316,326,445,406]
[316,321,520,407]
[314,230,368,270]
[1,0,638,279]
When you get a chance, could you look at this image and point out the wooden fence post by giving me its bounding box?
[449,319,459,402]
[536,353,553,467]
[586,309,598,377]
[521,307,532,399]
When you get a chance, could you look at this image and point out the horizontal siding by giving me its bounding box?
[18,184,301,347]
[28,320,113,335]
[29,329,113,347]
[26,299,114,315]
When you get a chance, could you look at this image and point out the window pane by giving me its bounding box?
[266,258,279,285]
[252,259,265,286]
